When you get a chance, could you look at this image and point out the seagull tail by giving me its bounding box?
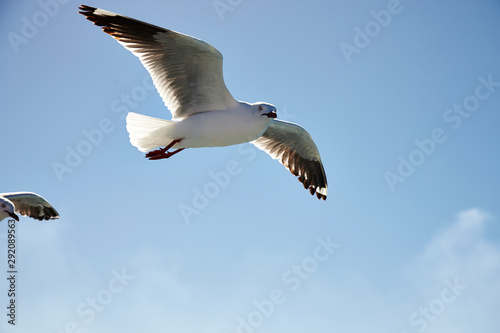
[125,112,174,152]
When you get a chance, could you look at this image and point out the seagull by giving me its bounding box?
[0,192,60,222]
[79,5,328,200]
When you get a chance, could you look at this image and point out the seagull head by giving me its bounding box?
[254,103,277,119]
[0,198,19,222]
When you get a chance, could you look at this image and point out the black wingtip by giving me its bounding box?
[296,172,327,200]
[78,5,102,26]
[78,4,96,15]
[316,192,327,201]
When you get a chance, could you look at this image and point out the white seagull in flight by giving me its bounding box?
[79,5,328,200]
[0,192,60,222]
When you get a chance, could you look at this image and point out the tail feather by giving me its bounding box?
[125,112,173,152]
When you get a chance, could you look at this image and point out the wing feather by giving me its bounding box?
[79,5,238,120]
[252,120,328,200]
[1,192,59,221]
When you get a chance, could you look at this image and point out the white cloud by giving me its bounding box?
[405,208,496,281]
[244,208,500,333]
[398,208,500,333]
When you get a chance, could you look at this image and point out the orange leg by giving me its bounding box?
[145,139,185,160]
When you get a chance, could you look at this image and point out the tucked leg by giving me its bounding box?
[145,139,184,160]
[147,148,185,160]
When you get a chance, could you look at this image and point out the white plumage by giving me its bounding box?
[79,5,328,200]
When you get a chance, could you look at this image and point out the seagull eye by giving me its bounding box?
[258,106,263,111]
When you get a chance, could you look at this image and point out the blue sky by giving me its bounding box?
[1,0,500,332]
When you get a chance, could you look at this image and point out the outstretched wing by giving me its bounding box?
[252,120,328,200]
[1,192,59,221]
[79,5,238,121]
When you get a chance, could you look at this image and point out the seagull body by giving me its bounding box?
[127,102,275,151]
[79,5,328,200]
[0,192,60,221]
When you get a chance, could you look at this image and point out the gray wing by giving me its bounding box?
[1,192,60,221]
[252,120,328,200]
[79,5,238,121]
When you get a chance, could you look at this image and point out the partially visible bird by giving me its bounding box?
[0,192,60,221]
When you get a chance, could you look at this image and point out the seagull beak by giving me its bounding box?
[263,111,277,118]
[6,211,19,221]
